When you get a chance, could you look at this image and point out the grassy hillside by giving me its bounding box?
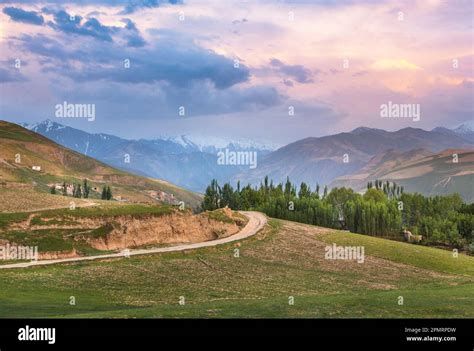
[0,121,202,209]
[0,219,472,318]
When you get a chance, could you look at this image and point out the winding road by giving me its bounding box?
[0,211,267,270]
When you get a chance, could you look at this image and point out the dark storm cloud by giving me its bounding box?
[8,6,146,47]
[44,9,117,42]
[2,6,44,25]
[11,31,277,119]
[17,32,249,89]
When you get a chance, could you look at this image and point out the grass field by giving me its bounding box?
[0,218,473,318]
[0,188,97,213]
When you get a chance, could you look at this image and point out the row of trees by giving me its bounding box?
[367,179,404,199]
[50,180,113,201]
[202,176,474,251]
[101,186,113,200]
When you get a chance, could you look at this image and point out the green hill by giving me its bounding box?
[0,219,472,318]
[0,120,202,210]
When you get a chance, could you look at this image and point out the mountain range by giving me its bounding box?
[19,119,474,201]
[22,120,273,192]
[233,124,474,194]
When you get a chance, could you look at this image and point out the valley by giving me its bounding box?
[0,119,473,319]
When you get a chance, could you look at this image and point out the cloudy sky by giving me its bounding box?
[0,0,472,145]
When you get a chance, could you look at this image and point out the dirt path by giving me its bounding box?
[0,211,267,269]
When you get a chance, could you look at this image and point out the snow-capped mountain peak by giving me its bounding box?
[453,121,474,135]
[156,133,278,152]
[22,119,66,133]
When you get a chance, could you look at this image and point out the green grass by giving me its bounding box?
[321,230,474,277]
[0,212,29,229]
[45,283,474,318]
[0,218,472,318]
[88,224,115,239]
[0,128,39,142]
[0,203,173,229]
[34,203,174,219]
[2,229,75,252]
[205,209,236,224]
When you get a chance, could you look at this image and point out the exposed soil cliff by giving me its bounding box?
[86,212,240,250]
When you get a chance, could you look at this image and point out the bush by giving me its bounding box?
[466,242,474,256]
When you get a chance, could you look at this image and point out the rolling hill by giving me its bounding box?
[330,148,474,202]
[0,121,202,209]
[0,218,472,317]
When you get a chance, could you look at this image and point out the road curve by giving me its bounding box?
[0,211,267,270]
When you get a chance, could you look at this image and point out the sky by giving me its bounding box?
[0,0,473,145]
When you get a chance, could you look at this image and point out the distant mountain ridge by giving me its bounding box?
[21,119,273,192]
[19,119,474,200]
[432,121,474,143]
[330,148,474,202]
[233,125,474,185]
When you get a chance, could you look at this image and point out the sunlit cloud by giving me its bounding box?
[0,0,472,142]
[371,59,422,71]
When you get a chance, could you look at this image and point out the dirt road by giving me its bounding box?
[0,211,267,269]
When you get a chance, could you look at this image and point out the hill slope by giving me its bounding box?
[0,218,472,318]
[234,127,474,192]
[0,121,202,209]
[330,148,474,202]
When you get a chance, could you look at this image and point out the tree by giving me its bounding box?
[101,186,107,200]
[199,176,471,250]
[106,186,112,200]
[62,182,67,196]
[50,186,56,195]
[83,179,90,199]
[327,187,358,221]
[315,183,320,199]
[298,182,311,199]
[221,183,234,208]
[74,184,82,198]
[363,188,386,203]
[202,179,221,210]
[284,177,292,200]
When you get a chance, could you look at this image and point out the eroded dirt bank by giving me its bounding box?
[2,207,244,258]
[87,211,241,250]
